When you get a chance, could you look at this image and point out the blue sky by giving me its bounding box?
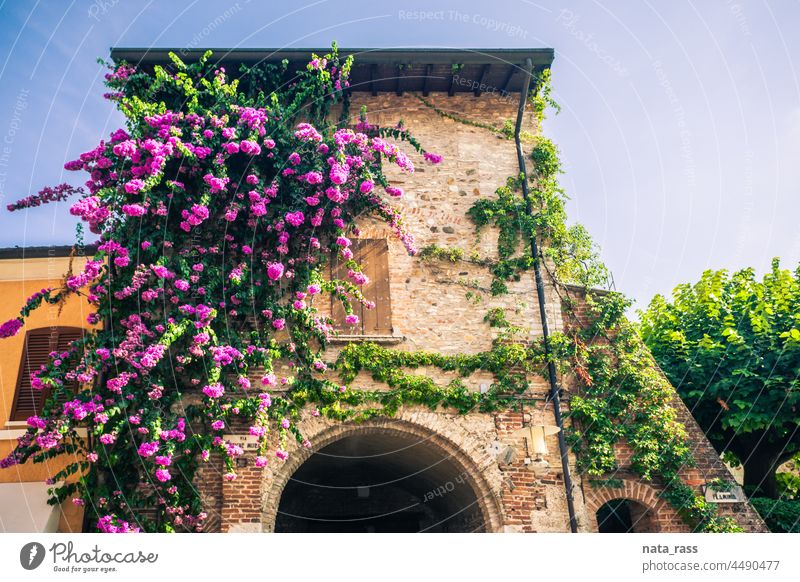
[0,0,797,313]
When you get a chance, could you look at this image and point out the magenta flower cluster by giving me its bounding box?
[6,183,84,212]
[0,318,23,338]
[0,45,439,533]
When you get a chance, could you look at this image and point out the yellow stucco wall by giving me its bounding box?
[0,255,93,531]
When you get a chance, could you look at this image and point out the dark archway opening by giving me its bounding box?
[275,431,486,532]
[596,498,656,533]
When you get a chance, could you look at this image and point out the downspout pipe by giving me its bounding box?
[514,57,579,533]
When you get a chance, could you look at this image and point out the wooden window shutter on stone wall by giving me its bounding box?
[330,239,392,335]
[10,327,85,421]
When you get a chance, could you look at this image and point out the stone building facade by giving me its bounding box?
[107,48,770,532]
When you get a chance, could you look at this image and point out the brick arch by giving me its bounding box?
[584,479,689,533]
[261,414,505,532]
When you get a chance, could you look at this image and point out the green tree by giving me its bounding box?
[639,259,800,498]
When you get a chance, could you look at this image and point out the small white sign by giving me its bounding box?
[223,434,260,451]
[703,484,745,503]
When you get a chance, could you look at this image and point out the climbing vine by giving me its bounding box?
[467,140,609,292]
[0,44,444,533]
[416,95,510,138]
[297,340,539,421]
[554,293,742,531]
[417,68,741,532]
[418,243,464,263]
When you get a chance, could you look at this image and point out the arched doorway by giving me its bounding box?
[274,429,489,532]
[596,498,656,533]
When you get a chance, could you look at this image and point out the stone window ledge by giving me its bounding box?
[328,334,406,345]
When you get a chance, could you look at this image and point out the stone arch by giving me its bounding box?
[262,414,505,532]
[584,479,688,533]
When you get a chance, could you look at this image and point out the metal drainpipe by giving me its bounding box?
[514,57,578,533]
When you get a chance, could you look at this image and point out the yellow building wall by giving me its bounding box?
[0,255,93,531]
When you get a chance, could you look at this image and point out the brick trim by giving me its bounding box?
[260,416,505,532]
[584,479,687,533]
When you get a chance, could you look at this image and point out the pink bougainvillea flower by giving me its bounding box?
[325,186,344,203]
[267,262,284,280]
[137,442,159,457]
[249,425,267,437]
[0,318,23,338]
[202,383,224,399]
[294,123,322,142]
[423,151,443,164]
[348,269,369,285]
[329,163,349,185]
[123,179,145,194]
[112,140,136,157]
[240,140,261,155]
[285,211,304,227]
[203,173,229,193]
[7,183,83,212]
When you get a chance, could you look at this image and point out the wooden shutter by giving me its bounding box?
[10,327,85,421]
[360,239,392,335]
[329,249,353,332]
[330,239,392,335]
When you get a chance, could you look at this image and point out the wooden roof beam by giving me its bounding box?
[422,64,432,96]
[500,67,516,97]
[474,64,491,96]
[370,63,378,96]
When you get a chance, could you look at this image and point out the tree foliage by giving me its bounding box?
[639,259,800,497]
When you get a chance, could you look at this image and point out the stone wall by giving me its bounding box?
[198,92,765,533]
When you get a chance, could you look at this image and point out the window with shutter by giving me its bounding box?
[330,239,392,335]
[9,327,85,421]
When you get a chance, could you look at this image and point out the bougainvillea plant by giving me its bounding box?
[0,45,442,532]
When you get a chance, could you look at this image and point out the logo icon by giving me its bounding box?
[19,542,45,570]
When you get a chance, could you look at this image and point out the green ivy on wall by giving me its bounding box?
[289,340,539,421]
[552,293,743,532]
[413,71,743,532]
